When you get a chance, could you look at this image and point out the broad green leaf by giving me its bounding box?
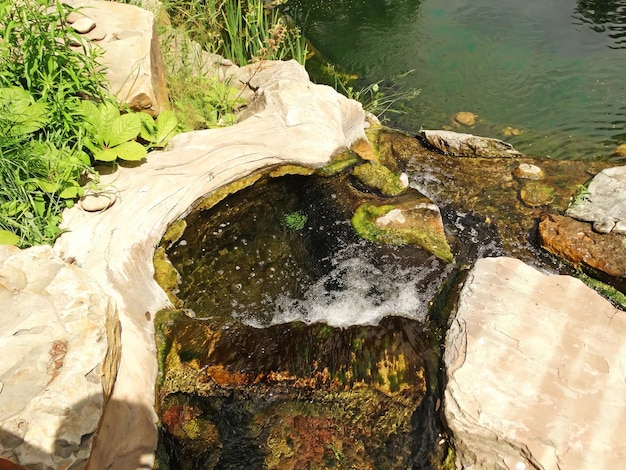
[59,184,83,199]
[31,178,57,193]
[94,147,118,162]
[75,150,91,165]
[155,110,178,144]
[106,112,141,147]
[32,193,46,217]
[78,100,101,128]
[100,101,120,138]
[0,229,19,246]
[114,141,147,161]
[138,112,157,141]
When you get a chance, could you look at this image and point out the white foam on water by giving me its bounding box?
[251,253,443,328]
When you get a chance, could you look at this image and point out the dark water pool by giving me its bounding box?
[288,0,626,160]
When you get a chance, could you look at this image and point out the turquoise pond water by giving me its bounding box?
[288,0,626,161]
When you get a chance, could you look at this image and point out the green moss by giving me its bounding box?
[269,164,315,178]
[195,172,264,211]
[317,150,360,176]
[351,203,454,263]
[153,246,182,307]
[154,308,184,387]
[577,272,626,310]
[162,219,187,247]
[351,203,398,243]
[283,211,307,231]
[352,162,406,196]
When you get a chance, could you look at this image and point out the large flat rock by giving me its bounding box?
[444,257,626,469]
[0,246,119,469]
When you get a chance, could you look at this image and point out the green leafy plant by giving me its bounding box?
[168,75,247,130]
[163,0,307,66]
[139,110,179,149]
[283,211,307,230]
[0,0,107,147]
[325,66,421,120]
[566,182,592,211]
[79,101,147,162]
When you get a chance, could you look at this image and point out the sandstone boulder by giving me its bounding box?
[0,245,120,469]
[538,213,626,280]
[65,0,169,115]
[444,257,626,469]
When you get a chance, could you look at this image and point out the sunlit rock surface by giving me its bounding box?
[419,130,522,158]
[539,214,626,282]
[54,59,367,468]
[0,245,119,469]
[65,0,169,115]
[444,257,626,469]
[566,166,626,234]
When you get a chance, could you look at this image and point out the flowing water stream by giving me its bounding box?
[287,0,626,161]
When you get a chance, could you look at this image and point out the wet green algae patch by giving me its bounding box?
[155,310,434,469]
[351,201,454,263]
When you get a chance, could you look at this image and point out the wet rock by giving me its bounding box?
[566,166,626,234]
[55,59,367,468]
[519,181,554,207]
[0,245,120,469]
[444,257,626,469]
[502,126,522,137]
[65,0,169,116]
[614,143,626,156]
[513,163,543,180]
[538,213,626,280]
[352,197,453,262]
[419,130,523,158]
[454,111,477,126]
[351,162,407,196]
[379,130,613,261]
[156,312,430,469]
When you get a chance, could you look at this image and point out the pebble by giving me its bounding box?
[455,111,477,126]
[71,17,96,34]
[79,190,117,212]
[514,163,544,180]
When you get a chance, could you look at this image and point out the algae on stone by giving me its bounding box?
[352,162,406,196]
[153,247,182,307]
[351,203,454,263]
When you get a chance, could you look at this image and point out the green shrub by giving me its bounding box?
[163,0,307,66]
[0,0,107,147]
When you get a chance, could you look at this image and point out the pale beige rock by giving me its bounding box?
[0,245,120,469]
[54,59,367,469]
[65,0,168,115]
[514,163,543,180]
[419,130,523,158]
[79,189,117,212]
[444,257,626,469]
[71,17,96,34]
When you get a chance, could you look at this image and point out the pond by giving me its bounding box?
[287,0,626,161]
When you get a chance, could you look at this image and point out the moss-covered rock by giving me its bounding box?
[153,247,182,307]
[351,201,454,263]
[352,162,407,196]
[317,149,360,176]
